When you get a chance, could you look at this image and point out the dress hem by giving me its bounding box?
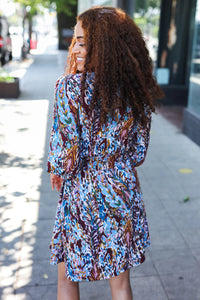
[49,243,150,282]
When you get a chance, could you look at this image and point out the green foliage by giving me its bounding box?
[135,0,147,12]
[14,0,42,15]
[14,0,77,16]
[148,0,160,9]
[183,196,190,203]
[135,0,161,13]
[135,17,147,26]
[0,68,15,83]
[135,0,161,37]
[152,24,159,37]
[48,0,77,15]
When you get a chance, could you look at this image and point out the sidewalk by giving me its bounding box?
[0,37,200,299]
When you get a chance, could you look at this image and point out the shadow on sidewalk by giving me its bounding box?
[0,50,66,298]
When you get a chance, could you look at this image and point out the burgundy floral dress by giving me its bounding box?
[47,73,151,282]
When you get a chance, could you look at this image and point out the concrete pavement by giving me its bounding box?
[0,36,200,299]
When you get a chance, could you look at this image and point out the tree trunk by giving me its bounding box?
[57,3,77,50]
[28,14,32,51]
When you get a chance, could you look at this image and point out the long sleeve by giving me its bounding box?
[124,109,151,168]
[47,76,80,179]
[129,118,151,167]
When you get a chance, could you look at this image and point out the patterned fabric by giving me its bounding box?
[47,73,151,282]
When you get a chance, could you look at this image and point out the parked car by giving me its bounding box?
[0,16,12,65]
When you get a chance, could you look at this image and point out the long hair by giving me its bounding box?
[66,6,163,126]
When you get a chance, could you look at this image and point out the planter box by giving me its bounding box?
[0,77,20,98]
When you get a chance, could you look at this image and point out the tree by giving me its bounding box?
[135,0,161,16]
[135,0,161,36]
[45,0,77,15]
[46,0,77,49]
[14,0,44,55]
[14,0,77,50]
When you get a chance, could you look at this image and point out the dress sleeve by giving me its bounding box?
[47,76,80,179]
[128,112,151,167]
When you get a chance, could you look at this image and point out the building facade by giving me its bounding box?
[77,0,200,145]
[183,0,200,145]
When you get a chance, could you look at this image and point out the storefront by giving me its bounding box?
[183,0,200,145]
[77,0,200,145]
[133,0,200,145]
[156,0,197,106]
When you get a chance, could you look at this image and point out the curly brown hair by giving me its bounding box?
[66,6,163,126]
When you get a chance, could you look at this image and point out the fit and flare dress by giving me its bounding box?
[47,73,151,282]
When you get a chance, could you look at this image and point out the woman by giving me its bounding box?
[47,6,163,300]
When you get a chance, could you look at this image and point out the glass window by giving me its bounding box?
[188,0,200,115]
[134,0,162,67]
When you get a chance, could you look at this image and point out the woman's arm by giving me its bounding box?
[47,76,80,181]
[50,174,63,192]
[127,113,151,167]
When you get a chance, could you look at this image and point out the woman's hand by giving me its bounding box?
[50,174,63,192]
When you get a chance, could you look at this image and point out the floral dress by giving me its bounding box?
[47,73,151,282]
